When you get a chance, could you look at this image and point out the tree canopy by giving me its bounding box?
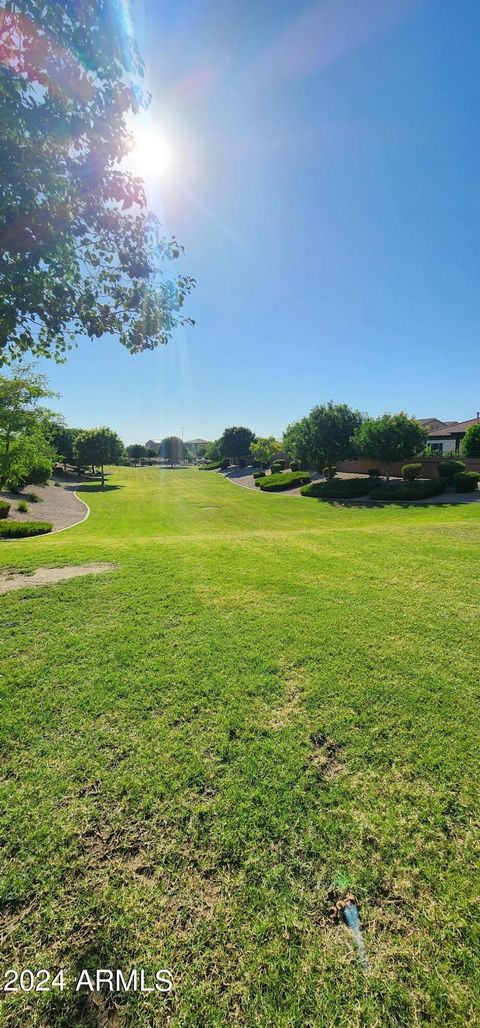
[0,0,194,365]
[158,436,187,465]
[283,403,361,473]
[355,413,427,478]
[250,436,282,467]
[462,423,480,458]
[74,426,123,485]
[127,443,147,462]
[0,363,56,487]
[220,426,256,461]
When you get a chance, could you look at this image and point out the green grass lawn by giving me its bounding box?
[0,467,479,1026]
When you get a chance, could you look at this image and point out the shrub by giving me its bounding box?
[370,479,447,501]
[290,461,300,472]
[27,492,42,503]
[199,462,221,471]
[401,463,422,482]
[54,481,61,486]
[0,521,52,538]
[220,459,230,470]
[453,471,480,493]
[0,500,10,519]
[258,471,311,492]
[16,501,28,512]
[301,478,374,500]
[322,466,337,479]
[271,459,285,472]
[368,468,381,478]
[238,457,246,468]
[253,469,266,480]
[438,459,465,484]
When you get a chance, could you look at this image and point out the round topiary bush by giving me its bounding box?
[322,466,337,480]
[271,459,285,473]
[438,459,465,484]
[253,469,266,480]
[290,461,300,472]
[0,500,10,519]
[453,471,480,493]
[220,459,229,470]
[401,463,422,482]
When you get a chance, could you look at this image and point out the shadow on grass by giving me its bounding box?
[67,483,124,494]
[308,497,473,510]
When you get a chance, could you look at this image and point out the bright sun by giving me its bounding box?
[128,125,174,182]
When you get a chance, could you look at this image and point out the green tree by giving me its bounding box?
[250,436,282,467]
[74,427,123,486]
[146,448,157,461]
[220,426,256,463]
[127,443,147,463]
[308,402,363,477]
[204,439,222,463]
[462,423,480,457]
[355,413,427,480]
[0,364,56,487]
[0,1,194,365]
[158,436,187,466]
[49,423,81,469]
[283,417,313,468]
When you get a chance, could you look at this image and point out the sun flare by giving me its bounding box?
[128,124,174,182]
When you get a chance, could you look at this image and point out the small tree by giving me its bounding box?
[462,423,480,457]
[74,428,124,486]
[220,426,256,464]
[158,436,187,466]
[49,424,82,471]
[355,413,427,481]
[0,364,57,487]
[250,436,282,467]
[127,444,148,464]
[308,402,363,478]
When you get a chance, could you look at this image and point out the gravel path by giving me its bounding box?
[0,477,89,533]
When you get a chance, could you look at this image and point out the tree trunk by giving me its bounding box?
[101,464,105,487]
[386,461,390,482]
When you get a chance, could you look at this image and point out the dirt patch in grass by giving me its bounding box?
[309,733,344,778]
[0,562,115,595]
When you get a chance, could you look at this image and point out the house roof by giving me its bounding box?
[428,418,479,438]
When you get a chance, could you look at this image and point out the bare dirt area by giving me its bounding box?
[0,477,88,533]
[0,563,116,596]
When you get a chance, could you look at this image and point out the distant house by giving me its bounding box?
[145,439,161,454]
[424,416,480,455]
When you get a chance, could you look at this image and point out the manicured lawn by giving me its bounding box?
[0,467,478,1026]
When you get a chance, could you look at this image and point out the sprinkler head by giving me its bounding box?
[329,893,358,920]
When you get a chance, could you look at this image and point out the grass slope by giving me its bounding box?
[0,468,479,1026]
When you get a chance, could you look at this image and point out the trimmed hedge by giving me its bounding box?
[0,500,10,519]
[0,521,53,538]
[258,471,311,492]
[370,479,447,501]
[453,471,480,493]
[220,459,230,470]
[401,463,422,482]
[199,462,221,471]
[322,466,337,479]
[289,461,300,472]
[253,469,266,480]
[368,468,381,478]
[301,477,374,500]
[438,459,465,483]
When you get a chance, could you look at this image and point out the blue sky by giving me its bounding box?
[40,0,480,445]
